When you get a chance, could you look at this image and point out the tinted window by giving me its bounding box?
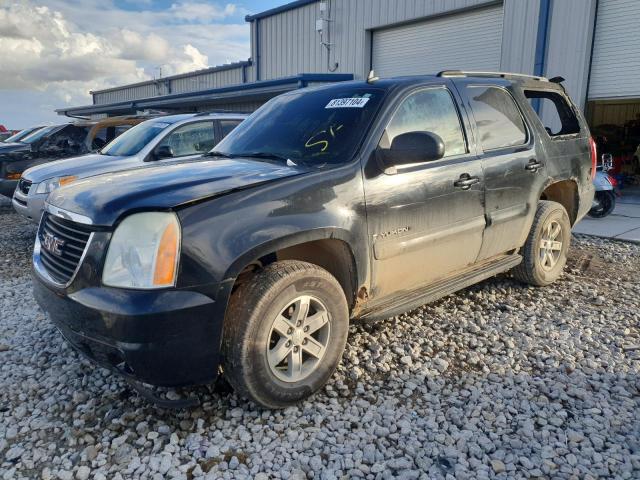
[525,90,580,137]
[156,121,215,157]
[219,120,242,139]
[21,125,63,144]
[381,88,466,157]
[467,86,527,150]
[4,127,41,143]
[101,120,171,157]
[214,87,385,165]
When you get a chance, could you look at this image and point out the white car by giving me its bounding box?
[13,112,246,223]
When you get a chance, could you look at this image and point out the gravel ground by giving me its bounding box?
[1,195,639,480]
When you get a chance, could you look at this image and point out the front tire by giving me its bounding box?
[222,260,349,408]
[512,200,571,287]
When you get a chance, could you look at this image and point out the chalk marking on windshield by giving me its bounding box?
[305,124,345,152]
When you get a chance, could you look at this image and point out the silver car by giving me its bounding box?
[13,112,246,223]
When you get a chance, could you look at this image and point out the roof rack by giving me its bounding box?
[437,70,549,82]
[194,110,251,116]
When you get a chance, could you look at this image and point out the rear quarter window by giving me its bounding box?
[467,86,527,150]
[524,90,581,137]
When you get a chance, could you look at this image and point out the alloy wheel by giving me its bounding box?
[266,295,331,383]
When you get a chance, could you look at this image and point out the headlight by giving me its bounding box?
[35,176,77,194]
[102,212,181,289]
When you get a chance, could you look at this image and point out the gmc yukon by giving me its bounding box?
[32,72,595,408]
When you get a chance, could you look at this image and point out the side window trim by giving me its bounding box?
[466,84,533,153]
[380,85,471,160]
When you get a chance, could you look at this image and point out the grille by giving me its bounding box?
[18,179,32,195]
[38,213,93,284]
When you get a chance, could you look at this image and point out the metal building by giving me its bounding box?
[59,0,640,146]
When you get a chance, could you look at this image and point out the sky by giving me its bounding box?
[0,0,285,129]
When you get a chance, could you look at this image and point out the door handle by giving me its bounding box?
[454,174,480,190]
[525,159,543,172]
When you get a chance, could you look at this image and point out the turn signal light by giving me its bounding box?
[153,220,179,286]
[5,173,21,180]
[59,176,78,187]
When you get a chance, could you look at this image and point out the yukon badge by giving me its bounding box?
[42,232,65,256]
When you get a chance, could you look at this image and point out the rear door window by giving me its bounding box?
[156,121,215,157]
[467,86,527,150]
[218,120,243,140]
[380,87,467,158]
[524,90,580,137]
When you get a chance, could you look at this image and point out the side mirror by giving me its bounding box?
[378,131,445,167]
[153,145,174,160]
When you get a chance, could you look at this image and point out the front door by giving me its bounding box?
[363,85,486,301]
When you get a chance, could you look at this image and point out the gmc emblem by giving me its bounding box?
[42,232,65,256]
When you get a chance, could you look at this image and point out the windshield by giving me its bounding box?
[214,86,385,165]
[101,120,172,156]
[20,125,63,144]
[4,127,40,143]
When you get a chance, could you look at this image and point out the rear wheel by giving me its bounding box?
[222,260,349,408]
[588,190,616,218]
[512,200,571,287]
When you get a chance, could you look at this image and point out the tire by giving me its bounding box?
[222,260,349,408]
[588,190,616,218]
[512,200,571,287]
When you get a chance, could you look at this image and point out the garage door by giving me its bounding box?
[588,0,640,99]
[371,6,504,78]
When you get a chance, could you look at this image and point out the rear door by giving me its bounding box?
[363,84,486,299]
[457,80,546,260]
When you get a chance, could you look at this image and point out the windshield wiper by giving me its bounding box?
[234,151,292,162]
[204,150,235,158]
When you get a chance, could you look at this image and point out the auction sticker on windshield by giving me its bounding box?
[325,97,370,109]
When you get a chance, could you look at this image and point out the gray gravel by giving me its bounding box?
[1,195,639,480]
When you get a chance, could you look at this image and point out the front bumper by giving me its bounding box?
[33,278,221,387]
[12,188,45,224]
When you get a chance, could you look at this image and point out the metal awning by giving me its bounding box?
[57,73,354,117]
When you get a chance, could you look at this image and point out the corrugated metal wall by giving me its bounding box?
[588,0,640,100]
[256,0,502,80]
[544,0,596,108]
[370,5,504,77]
[93,64,249,105]
[91,0,598,112]
[589,100,640,127]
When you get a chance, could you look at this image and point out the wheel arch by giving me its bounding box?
[539,179,580,225]
[221,228,361,311]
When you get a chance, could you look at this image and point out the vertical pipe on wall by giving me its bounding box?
[255,19,261,81]
[584,0,600,119]
[532,0,552,112]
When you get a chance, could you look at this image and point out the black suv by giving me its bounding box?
[33,72,595,408]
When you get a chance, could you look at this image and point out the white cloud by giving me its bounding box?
[0,0,250,113]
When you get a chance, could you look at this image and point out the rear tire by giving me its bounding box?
[222,260,349,408]
[588,190,616,218]
[512,200,571,287]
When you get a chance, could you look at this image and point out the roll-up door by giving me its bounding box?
[371,5,504,78]
[588,0,640,100]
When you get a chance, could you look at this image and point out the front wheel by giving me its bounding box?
[222,261,349,408]
[588,190,616,218]
[512,200,571,287]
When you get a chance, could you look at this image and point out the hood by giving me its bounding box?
[47,156,310,226]
[22,153,128,183]
[0,142,30,158]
